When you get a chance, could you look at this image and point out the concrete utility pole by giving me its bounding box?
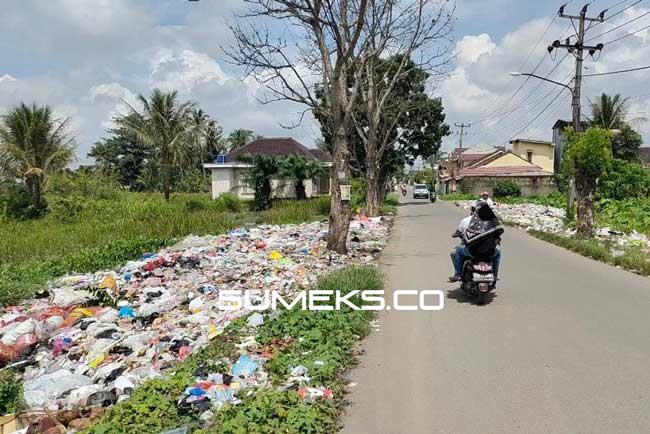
[548,3,604,132]
[454,122,471,150]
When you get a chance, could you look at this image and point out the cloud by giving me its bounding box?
[438,8,650,150]
[1,0,648,166]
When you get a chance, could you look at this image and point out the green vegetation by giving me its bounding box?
[0,188,330,303]
[529,230,650,276]
[597,198,650,235]
[85,266,382,434]
[0,370,23,415]
[0,103,76,214]
[493,180,522,198]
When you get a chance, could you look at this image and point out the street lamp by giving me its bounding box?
[509,72,573,96]
[509,72,576,219]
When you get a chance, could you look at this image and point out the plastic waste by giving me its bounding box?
[24,370,93,409]
[298,387,333,403]
[1,318,36,345]
[118,306,135,319]
[231,355,259,377]
[247,313,264,327]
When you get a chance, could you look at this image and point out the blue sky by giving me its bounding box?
[1,0,648,162]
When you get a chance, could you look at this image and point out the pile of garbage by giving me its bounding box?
[458,200,650,254]
[0,217,389,427]
[457,200,566,233]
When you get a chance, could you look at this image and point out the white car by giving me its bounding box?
[412,184,430,199]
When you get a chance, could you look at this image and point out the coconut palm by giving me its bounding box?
[589,93,647,130]
[0,103,75,210]
[117,89,197,201]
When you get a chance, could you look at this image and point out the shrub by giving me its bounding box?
[493,180,522,198]
[185,199,205,213]
[218,192,242,212]
[598,159,650,200]
[0,370,23,415]
[1,181,46,220]
[383,193,399,207]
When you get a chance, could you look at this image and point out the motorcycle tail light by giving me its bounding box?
[478,283,489,292]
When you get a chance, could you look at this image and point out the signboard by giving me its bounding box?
[340,184,351,201]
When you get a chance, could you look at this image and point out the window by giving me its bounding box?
[526,150,533,163]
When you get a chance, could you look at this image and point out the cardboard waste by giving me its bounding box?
[0,218,389,431]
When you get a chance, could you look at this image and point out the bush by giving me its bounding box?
[47,171,122,221]
[383,193,399,207]
[493,180,522,198]
[598,159,650,200]
[0,370,23,415]
[218,192,242,213]
[0,182,45,220]
[175,169,210,193]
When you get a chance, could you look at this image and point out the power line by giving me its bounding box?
[604,22,650,43]
[583,64,650,75]
[502,87,568,145]
[586,9,650,41]
[589,0,643,29]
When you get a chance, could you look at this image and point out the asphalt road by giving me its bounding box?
[341,196,650,434]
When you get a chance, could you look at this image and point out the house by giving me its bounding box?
[438,147,556,196]
[203,137,333,200]
[509,139,554,172]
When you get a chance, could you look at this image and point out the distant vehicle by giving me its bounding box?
[429,188,437,203]
[412,184,429,199]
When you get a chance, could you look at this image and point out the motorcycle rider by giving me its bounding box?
[448,202,501,283]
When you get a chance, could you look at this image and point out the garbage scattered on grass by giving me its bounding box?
[0,218,389,428]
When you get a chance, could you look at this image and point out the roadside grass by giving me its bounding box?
[83,265,383,434]
[0,193,331,304]
[528,230,650,276]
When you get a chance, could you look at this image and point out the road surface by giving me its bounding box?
[342,197,650,434]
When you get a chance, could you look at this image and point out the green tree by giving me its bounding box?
[192,108,226,162]
[238,153,280,210]
[589,93,629,130]
[228,129,256,151]
[279,155,324,200]
[317,55,449,215]
[611,124,643,162]
[564,127,612,237]
[0,103,75,212]
[598,158,650,200]
[116,89,198,201]
[89,119,150,191]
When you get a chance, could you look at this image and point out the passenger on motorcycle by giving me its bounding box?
[448,202,501,283]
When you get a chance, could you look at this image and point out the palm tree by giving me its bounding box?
[279,155,324,200]
[0,103,75,210]
[117,89,197,201]
[589,93,630,130]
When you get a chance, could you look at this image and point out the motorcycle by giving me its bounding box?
[400,187,407,196]
[461,256,496,305]
[457,200,504,305]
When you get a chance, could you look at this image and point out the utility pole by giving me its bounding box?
[548,3,604,132]
[454,122,471,150]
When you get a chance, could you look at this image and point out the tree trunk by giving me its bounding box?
[365,160,381,217]
[295,180,307,200]
[327,122,351,254]
[575,177,595,237]
[28,176,44,210]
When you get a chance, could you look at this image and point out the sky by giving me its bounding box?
[0,0,649,164]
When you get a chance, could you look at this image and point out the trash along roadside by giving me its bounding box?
[457,200,650,270]
[0,216,390,433]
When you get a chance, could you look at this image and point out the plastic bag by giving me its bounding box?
[1,318,36,345]
[51,287,92,307]
[24,369,93,408]
[231,355,258,377]
[247,313,264,327]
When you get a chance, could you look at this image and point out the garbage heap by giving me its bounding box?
[458,200,650,253]
[0,217,389,422]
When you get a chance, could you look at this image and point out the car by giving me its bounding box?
[412,184,430,199]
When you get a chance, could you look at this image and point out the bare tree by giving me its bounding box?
[353,0,454,216]
[225,0,370,254]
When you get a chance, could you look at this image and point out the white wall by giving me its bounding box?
[210,167,235,199]
[210,167,321,200]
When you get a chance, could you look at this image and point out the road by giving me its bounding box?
[342,197,650,434]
